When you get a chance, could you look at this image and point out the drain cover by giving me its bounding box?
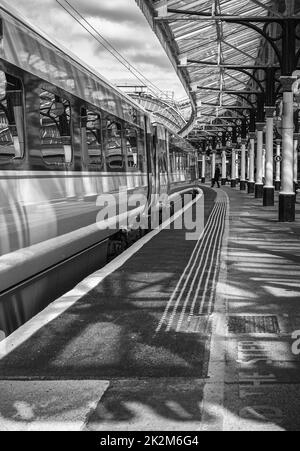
[228,316,280,334]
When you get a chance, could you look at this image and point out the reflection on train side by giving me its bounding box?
[0,4,198,317]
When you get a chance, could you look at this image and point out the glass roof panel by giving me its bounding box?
[138,0,300,134]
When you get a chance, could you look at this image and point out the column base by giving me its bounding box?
[248,182,255,194]
[201,177,206,184]
[255,184,264,199]
[279,194,296,222]
[275,181,281,191]
[240,180,247,191]
[221,178,227,186]
[263,187,275,207]
[231,179,236,188]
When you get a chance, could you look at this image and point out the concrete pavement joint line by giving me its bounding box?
[200,189,230,432]
[0,188,203,361]
[0,380,109,432]
[156,199,219,333]
[174,201,223,332]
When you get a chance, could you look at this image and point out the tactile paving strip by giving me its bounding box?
[228,315,280,334]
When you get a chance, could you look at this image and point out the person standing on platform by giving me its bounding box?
[212,164,221,188]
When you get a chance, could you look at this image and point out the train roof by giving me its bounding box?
[0,1,148,126]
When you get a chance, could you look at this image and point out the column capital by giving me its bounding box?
[294,133,300,140]
[276,138,282,144]
[249,132,256,139]
[256,122,265,132]
[265,106,276,118]
[280,76,297,92]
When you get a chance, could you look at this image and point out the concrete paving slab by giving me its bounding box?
[87,379,205,432]
[0,381,109,431]
[216,188,300,430]
[226,335,299,362]
[223,383,300,431]
[0,307,209,379]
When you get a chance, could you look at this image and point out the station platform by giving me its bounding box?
[0,185,300,431]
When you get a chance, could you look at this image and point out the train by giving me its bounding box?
[0,3,199,337]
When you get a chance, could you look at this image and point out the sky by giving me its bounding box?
[11,0,186,99]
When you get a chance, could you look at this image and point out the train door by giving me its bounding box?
[144,115,154,201]
[152,125,160,196]
[156,125,168,195]
[190,152,197,181]
[165,130,172,192]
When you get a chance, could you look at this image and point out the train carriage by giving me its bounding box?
[0,2,198,336]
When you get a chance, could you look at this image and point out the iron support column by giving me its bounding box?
[248,135,256,194]
[255,123,265,198]
[221,148,227,185]
[294,110,299,192]
[240,142,247,190]
[247,151,250,182]
[263,107,275,206]
[294,134,299,192]
[236,150,240,183]
[211,150,216,184]
[231,149,236,188]
[279,76,297,222]
[262,149,266,179]
[275,140,281,191]
[201,153,206,183]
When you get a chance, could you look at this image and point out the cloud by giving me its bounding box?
[11,0,186,98]
[71,0,146,25]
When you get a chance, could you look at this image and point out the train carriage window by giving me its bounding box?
[81,109,104,168]
[125,126,138,171]
[184,154,188,170]
[138,128,146,173]
[176,153,181,171]
[155,126,168,174]
[158,142,168,174]
[170,152,176,172]
[40,89,72,166]
[105,120,124,170]
[159,152,168,173]
[0,72,25,162]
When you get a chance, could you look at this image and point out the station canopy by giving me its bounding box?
[137,0,300,139]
